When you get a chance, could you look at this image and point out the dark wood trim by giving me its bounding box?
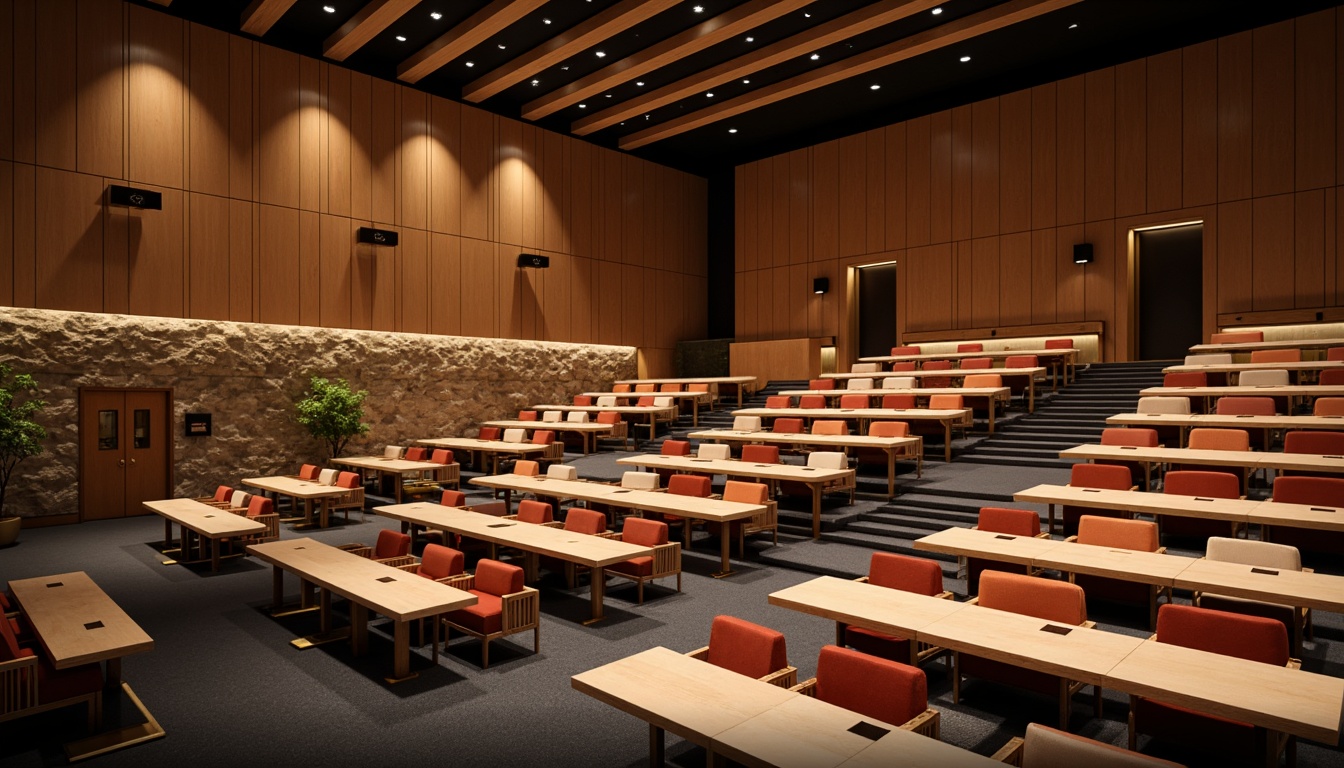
[324,0,421,62]
[398,0,549,84]
[1217,307,1344,328]
[903,321,1103,344]
[240,0,299,37]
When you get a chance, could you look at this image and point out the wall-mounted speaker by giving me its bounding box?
[518,253,550,268]
[108,185,162,210]
[813,277,829,295]
[1073,243,1094,264]
[357,227,398,247]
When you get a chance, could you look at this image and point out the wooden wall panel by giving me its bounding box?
[906,116,931,247]
[865,130,886,254]
[1297,10,1336,192]
[228,201,253,322]
[812,141,839,260]
[1218,32,1254,202]
[1056,76,1085,226]
[12,0,36,166]
[883,125,906,251]
[998,232,1031,325]
[257,205,299,326]
[11,163,34,307]
[257,45,300,208]
[34,0,77,172]
[188,23,229,197]
[929,111,954,244]
[399,227,428,334]
[228,36,254,202]
[838,136,866,257]
[0,163,11,306]
[129,187,185,318]
[1251,194,1295,309]
[971,100,1000,239]
[1216,200,1252,313]
[34,167,103,312]
[951,107,974,242]
[0,2,14,163]
[369,78,398,227]
[298,59,323,215]
[187,194,229,320]
[1054,224,1085,322]
[1030,228,1056,323]
[1182,41,1218,207]
[1084,70,1115,222]
[1031,84,1057,229]
[1295,189,1326,308]
[1114,61,1147,217]
[999,91,1031,234]
[319,214,352,329]
[297,209,320,326]
[1252,22,1296,198]
[128,5,184,189]
[77,0,125,180]
[1146,51,1182,213]
[969,237,999,327]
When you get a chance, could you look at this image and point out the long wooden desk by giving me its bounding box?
[142,498,266,571]
[860,348,1079,387]
[1106,412,1344,447]
[481,419,614,456]
[1162,360,1344,383]
[533,403,679,440]
[245,538,476,683]
[1138,385,1344,411]
[731,407,972,461]
[416,436,549,475]
[780,386,1013,426]
[582,390,711,426]
[375,501,651,624]
[1059,444,1344,484]
[468,473,764,577]
[331,455,454,502]
[241,475,352,529]
[9,572,163,760]
[1189,337,1344,354]
[688,428,923,495]
[617,453,854,539]
[613,376,760,407]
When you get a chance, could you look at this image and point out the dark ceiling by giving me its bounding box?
[136,0,1341,177]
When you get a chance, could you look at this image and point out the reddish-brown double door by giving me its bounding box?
[80,389,171,521]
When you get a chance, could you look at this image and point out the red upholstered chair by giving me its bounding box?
[705,480,777,555]
[661,439,691,456]
[1163,372,1207,387]
[339,529,415,567]
[441,489,466,507]
[956,571,1097,729]
[793,645,939,736]
[299,464,321,481]
[196,484,235,507]
[440,559,539,668]
[230,495,280,545]
[1045,339,1074,349]
[1070,516,1168,628]
[478,427,501,440]
[331,471,365,521]
[613,383,632,393]
[1249,349,1300,363]
[957,343,984,353]
[1321,369,1344,386]
[772,417,805,433]
[840,553,952,666]
[798,394,827,409]
[657,474,712,545]
[960,357,992,369]
[607,517,681,603]
[1328,347,1344,361]
[1061,463,1137,536]
[1101,428,1161,490]
[431,448,454,467]
[1315,396,1344,415]
[1003,355,1041,400]
[1196,537,1312,654]
[572,395,594,406]
[518,410,538,421]
[839,394,869,409]
[856,420,914,469]
[660,383,682,392]
[1210,331,1262,344]
[741,444,780,464]
[967,506,1045,596]
[635,396,656,408]
[890,361,918,372]
[891,345,922,355]
[635,383,657,393]
[685,615,797,687]
[1184,428,1252,489]
[0,600,104,731]
[811,420,847,436]
[808,378,836,390]
[1160,470,1243,541]
[508,499,555,525]
[593,410,631,451]
[1216,396,1276,416]
[1266,476,1344,555]
[996,723,1186,767]
[764,395,792,408]
[403,544,465,582]
[404,446,428,461]
[922,359,953,388]
[1283,430,1344,461]
[1128,605,1294,764]
[882,394,917,409]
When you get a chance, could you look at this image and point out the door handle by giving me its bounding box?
[118,459,126,468]
[129,458,137,467]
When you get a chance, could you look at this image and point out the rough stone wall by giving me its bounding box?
[0,308,636,519]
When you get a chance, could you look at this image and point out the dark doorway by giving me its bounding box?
[1136,224,1203,360]
[857,263,898,359]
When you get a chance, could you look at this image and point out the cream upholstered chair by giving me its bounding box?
[596,396,617,407]
[846,377,875,390]
[653,396,674,408]
[992,723,1186,767]
[851,362,881,373]
[317,468,339,485]
[1238,369,1289,386]
[697,443,732,460]
[502,428,527,443]
[230,489,252,509]
[809,451,855,503]
[1197,536,1311,654]
[541,410,562,422]
[733,416,762,432]
[882,376,916,389]
[1184,353,1233,365]
[384,445,405,459]
[1137,396,1191,414]
[566,411,589,423]
[621,471,660,490]
[546,464,577,480]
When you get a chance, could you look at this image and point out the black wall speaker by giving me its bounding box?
[108,185,162,210]
[813,277,830,295]
[518,253,550,268]
[1073,243,1094,264]
[357,227,398,247]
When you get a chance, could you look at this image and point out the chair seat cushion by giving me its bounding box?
[609,556,654,578]
[844,626,912,662]
[33,650,104,704]
[447,590,503,635]
[1134,696,1258,759]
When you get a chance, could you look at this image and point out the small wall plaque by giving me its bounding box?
[185,412,212,437]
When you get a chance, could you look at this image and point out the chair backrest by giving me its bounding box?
[979,570,1087,625]
[1137,396,1191,415]
[845,378,875,391]
[923,360,952,371]
[1004,354,1038,368]
[957,342,983,352]
[512,460,540,477]
[472,501,510,517]
[596,396,618,407]
[478,427,501,440]
[798,395,827,409]
[653,396,674,408]
[1162,470,1240,499]
[298,465,320,481]
[764,395,793,408]
[441,489,466,507]
[1237,370,1289,387]
[1101,427,1159,448]
[959,357,993,369]
[891,345,921,355]
[661,439,692,456]
[697,443,732,460]
[667,474,712,497]
[246,496,273,518]
[1044,338,1074,349]
[1185,353,1233,365]
[519,410,539,421]
[807,451,847,469]
[1284,430,1344,455]
[213,485,233,502]
[722,480,769,504]
[811,420,847,436]
[1076,516,1159,552]
[431,449,455,465]
[1329,347,1344,361]
[613,383,632,393]
[740,444,780,464]
[1249,349,1300,363]
[772,418,805,433]
[374,529,412,559]
[622,517,668,547]
[474,559,525,598]
[566,411,590,423]
[383,445,404,459]
[928,394,963,409]
[418,544,465,581]
[502,428,526,443]
[635,383,656,392]
[529,430,555,445]
[542,411,563,422]
[869,552,943,595]
[1321,369,1344,386]
[688,383,710,393]
[660,383,682,392]
[963,373,1003,388]
[814,644,927,728]
[516,499,554,524]
[318,468,339,486]
[546,463,577,480]
[706,615,789,679]
[851,363,881,373]
[573,395,594,406]
[1070,463,1133,490]
[1210,331,1262,344]
[621,471,660,490]
[868,421,910,437]
[336,471,361,489]
[889,361,917,372]
[733,416,763,432]
[809,378,835,390]
[563,508,607,534]
[978,506,1042,537]
[1187,428,1250,451]
[1273,476,1344,506]
[1315,397,1344,416]
[1154,604,1289,666]
[839,394,869,409]
[1020,723,1186,768]
[881,376,916,389]
[1206,537,1301,571]
[1215,396,1277,416]
[597,411,622,424]
[230,490,251,508]
[882,394,916,410]
[1163,372,1207,387]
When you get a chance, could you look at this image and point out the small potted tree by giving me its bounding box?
[0,363,47,546]
[295,376,369,461]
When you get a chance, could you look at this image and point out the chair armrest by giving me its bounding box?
[935,591,956,601]
[0,654,38,674]
[853,576,870,584]
[652,542,681,574]
[1128,485,1139,491]
[1034,532,1051,539]
[442,573,475,591]
[338,544,373,558]
[990,737,1025,765]
[500,514,520,521]
[375,555,418,569]
[1063,535,1079,543]
[789,677,818,696]
[1080,620,1097,629]
[964,597,980,606]
[1288,658,1302,671]
[1303,567,1314,574]
[540,521,564,529]
[594,530,618,540]
[1155,546,1167,554]
[760,665,797,688]
[900,708,939,737]
[395,563,422,575]
[685,646,710,661]
[501,587,540,630]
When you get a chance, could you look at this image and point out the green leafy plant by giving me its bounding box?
[0,363,47,517]
[295,376,369,460]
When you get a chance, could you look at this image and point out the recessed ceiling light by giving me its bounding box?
[578,103,587,108]
[728,128,738,134]
[497,44,506,49]
[322,5,335,13]
[430,11,442,20]
[959,55,971,62]
[605,93,613,98]
[530,79,540,86]
[706,92,714,97]
[931,7,943,14]
[746,36,754,42]
[693,5,704,12]
[636,81,645,86]
[465,61,474,67]
[809,53,820,61]
[543,18,552,24]
[870,84,881,90]
[804,12,811,18]
[741,79,750,84]
[395,35,407,42]
[1068,23,1078,29]
[595,50,606,57]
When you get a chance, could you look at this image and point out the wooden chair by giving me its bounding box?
[808,378,835,390]
[338,529,416,568]
[772,417,805,433]
[707,480,778,556]
[1163,372,1207,387]
[0,604,104,732]
[839,394,870,408]
[658,474,712,547]
[793,645,939,738]
[194,484,235,507]
[922,359,953,388]
[1003,355,1040,401]
[1128,605,1297,766]
[764,395,792,408]
[593,410,631,451]
[502,499,558,526]
[992,723,1186,767]
[1067,516,1170,629]
[429,448,461,489]
[527,429,564,467]
[1061,463,1137,536]
[891,345,922,355]
[1283,430,1344,477]
[228,495,280,546]
[955,571,1100,729]
[967,507,1048,596]
[1101,428,1161,489]
[329,470,365,522]
[1160,470,1243,541]
[543,508,609,587]
[606,517,681,603]
[798,394,827,409]
[1265,476,1344,557]
[440,559,539,669]
[1185,428,1252,488]
[1196,536,1312,655]
[839,552,953,667]
[1210,331,1262,344]
[396,544,466,650]
[1315,397,1344,416]
[778,452,855,506]
[685,615,797,688]
[957,342,984,353]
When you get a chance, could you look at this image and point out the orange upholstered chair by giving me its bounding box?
[957,571,1097,729]
[741,444,780,464]
[922,359,953,388]
[856,420,914,469]
[404,544,465,584]
[1315,396,1344,415]
[329,471,365,522]
[478,426,501,441]
[967,506,1044,596]
[960,357,992,369]
[1100,428,1160,489]
[660,383,682,392]
[0,600,104,731]
[1216,396,1275,416]
[511,460,540,477]
[811,420,848,436]
[1163,372,1207,387]
[957,343,984,353]
[298,464,321,481]
[1045,338,1074,349]
[511,499,554,525]
[635,383,656,393]
[607,517,681,603]
[1061,463,1136,536]
[572,395,594,406]
[518,410,538,421]
[655,473,712,545]
[1210,331,1262,344]
[339,529,414,567]
[196,484,236,507]
[661,439,691,456]
[798,394,827,409]
[404,446,428,461]
[1128,605,1294,763]
[963,373,1003,388]
[882,394,917,409]
[929,393,963,410]
[890,361,918,372]
[773,417,805,433]
[1005,354,1039,368]
[229,495,280,546]
[710,480,777,555]
[1160,470,1242,541]
[839,394,869,409]
[613,383,632,393]
[1070,517,1167,628]
[1266,476,1344,555]
[841,553,952,666]
[685,615,797,687]
[431,449,455,467]
[792,645,939,737]
[1184,428,1252,488]
[891,345,922,355]
[1249,349,1300,363]
[808,378,836,390]
[764,395,792,408]
[440,559,538,668]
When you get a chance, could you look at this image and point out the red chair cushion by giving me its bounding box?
[36,651,103,705]
[1216,397,1277,416]
[1284,430,1344,455]
[478,427,501,440]
[661,440,691,456]
[667,474,712,497]
[622,517,668,547]
[563,508,607,534]
[336,471,361,489]
[1070,463,1133,490]
[978,507,1041,537]
[404,447,428,461]
[1163,470,1239,498]
[516,500,553,524]
[530,430,555,445]
[419,545,465,581]
[474,559,525,597]
[706,615,788,679]
[1163,372,1207,387]
[808,379,835,390]
[431,448,454,465]
[1273,476,1344,506]
[881,395,916,409]
[213,485,233,502]
[979,571,1086,625]
[815,645,926,727]
[772,418,805,433]
[374,529,412,559]
[869,552,943,596]
[246,496,274,518]
[449,590,503,635]
[741,444,780,463]
[1100,428,1159,448]
[441,490,466,507]
[1155,604,1289,666]
[608,557,655,578]
[843,626,913,662]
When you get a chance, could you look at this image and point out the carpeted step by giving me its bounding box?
[959,454,1078,469]
[861,507,979,527]
[818,530,959,564]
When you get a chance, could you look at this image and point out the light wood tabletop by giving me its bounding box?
[822,367,1046,379]
[1139,384,1344,398]
[481,419,615,455]
[1106,413,1344,446]
[9,571,155,673]
[711,693,894,768]
[1058,445,1344,479]
[142,498,266,571]
[767,576,967,639]
[612,376,759,406]
[1188,337,1344,354]
[1174,558,1344,613]
[839,727,1005,768]
[241,475,352,529]
[533,402,679,439]
[861,348,1078,363]
[416,436,550,475]
[780,387,1015,424]
[1035,542,1191,586]
[1163,360,1344,374]
[1249,499,1344,533]
[912,526,1060,566]
[579,390,709,425]
[331,456,453,503]
[688,427,923,495]
[731,407,972,461]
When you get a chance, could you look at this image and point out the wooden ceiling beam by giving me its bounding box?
[147,0,173,6]
[240,0,299,37]
[521,0,813,122]
[398,0,548,84]
[464,0,680,103]
[324,0,421,61]
[574,0,942,136]
[620,0,1082,149]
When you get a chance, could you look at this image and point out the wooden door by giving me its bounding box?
[80,389,171,520]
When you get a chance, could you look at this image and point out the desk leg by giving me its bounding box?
[350,603,369,657]
[1048,503,1056,537]
[320,589,332,634]
[385,620,417,684]
[584,566,607,625]
[105,658,122,688]
[272,566,284,609]
[394,474,403,504]
[692,399,699,427]
[713,527,735,579]
[163,518,172,549]
[649,724,666,768]
[944,422,953,463]
[887,450,897,498]
[988,399,996,434]
[812,485,822,539]
[1029,379,1036,412]
[210,538,221,572]
[62,680,166,762]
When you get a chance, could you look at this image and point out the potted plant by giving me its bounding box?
[0,363,47,546]
[295,376,369,461]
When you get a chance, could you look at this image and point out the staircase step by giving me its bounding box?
[959,454,1078,469]
[818,530,959,564]
[862,507,979,526]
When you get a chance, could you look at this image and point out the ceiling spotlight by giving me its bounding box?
[931,6,942,14]
[430,11,442,20]
[804,12,811,17]
[693,5,704,12]
[561,66,569,71]
[497,43,506,49]
[395,35,407,41]
[595,50,606,57]
[959,55,971,62]
[530,79,540,86]
[322,5,335,13]
[1068,23,1078,29]
[465,61,474,67]
[543,18,552,24]
[636,81,645,86]
[809,53,820,61]
[706,92,714,97]
[728,128,738,134]
[746,36,754,42]
[742,79,750,84]
[578,103,587,108]
[605,93,613,98]
[870,84,880,90]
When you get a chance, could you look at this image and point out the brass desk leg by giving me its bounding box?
[63,681,166,762]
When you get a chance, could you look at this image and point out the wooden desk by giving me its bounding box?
[416,436,549,475]
[711,694,896,768]
[731,407,972,462]
[860,348,1078,387]
[245,538,476,683]
[1162,360,1344,384]
[767,575,967,639]
[1059,444,1344,483]
[533,403,679,441]
[839,727,1004,768]
[1106,412,1344,447]
[331,456,454,502]
[374,502,651,624]
[582,390,710,426]
[142,498,265,571]
[1174,558,1344,614]
[468,473,762,577]
[613,376,760,407]
[617,453,853,539]
[1138,385,1344,412]
[780,387,1013,426]
[912,526,1061,567]
[688,428,923,496]
[482,419,613,456]
[241,475,352,529]
[1013,483,1263,536]
[1188,337,1344,354]
[1248,499,1344,534]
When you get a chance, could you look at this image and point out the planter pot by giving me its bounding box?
[0,516,19,547]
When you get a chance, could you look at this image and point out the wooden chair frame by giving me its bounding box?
[790,676,940,739]
[836,577,955,668]
[439,573,540,669]
[0,653,102,731]
[604,537,682,604]
[684,646,797,688]
[337,543,417,569]
[594,419,632,451]
[330,484,366,522]
[225,504,281,545]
